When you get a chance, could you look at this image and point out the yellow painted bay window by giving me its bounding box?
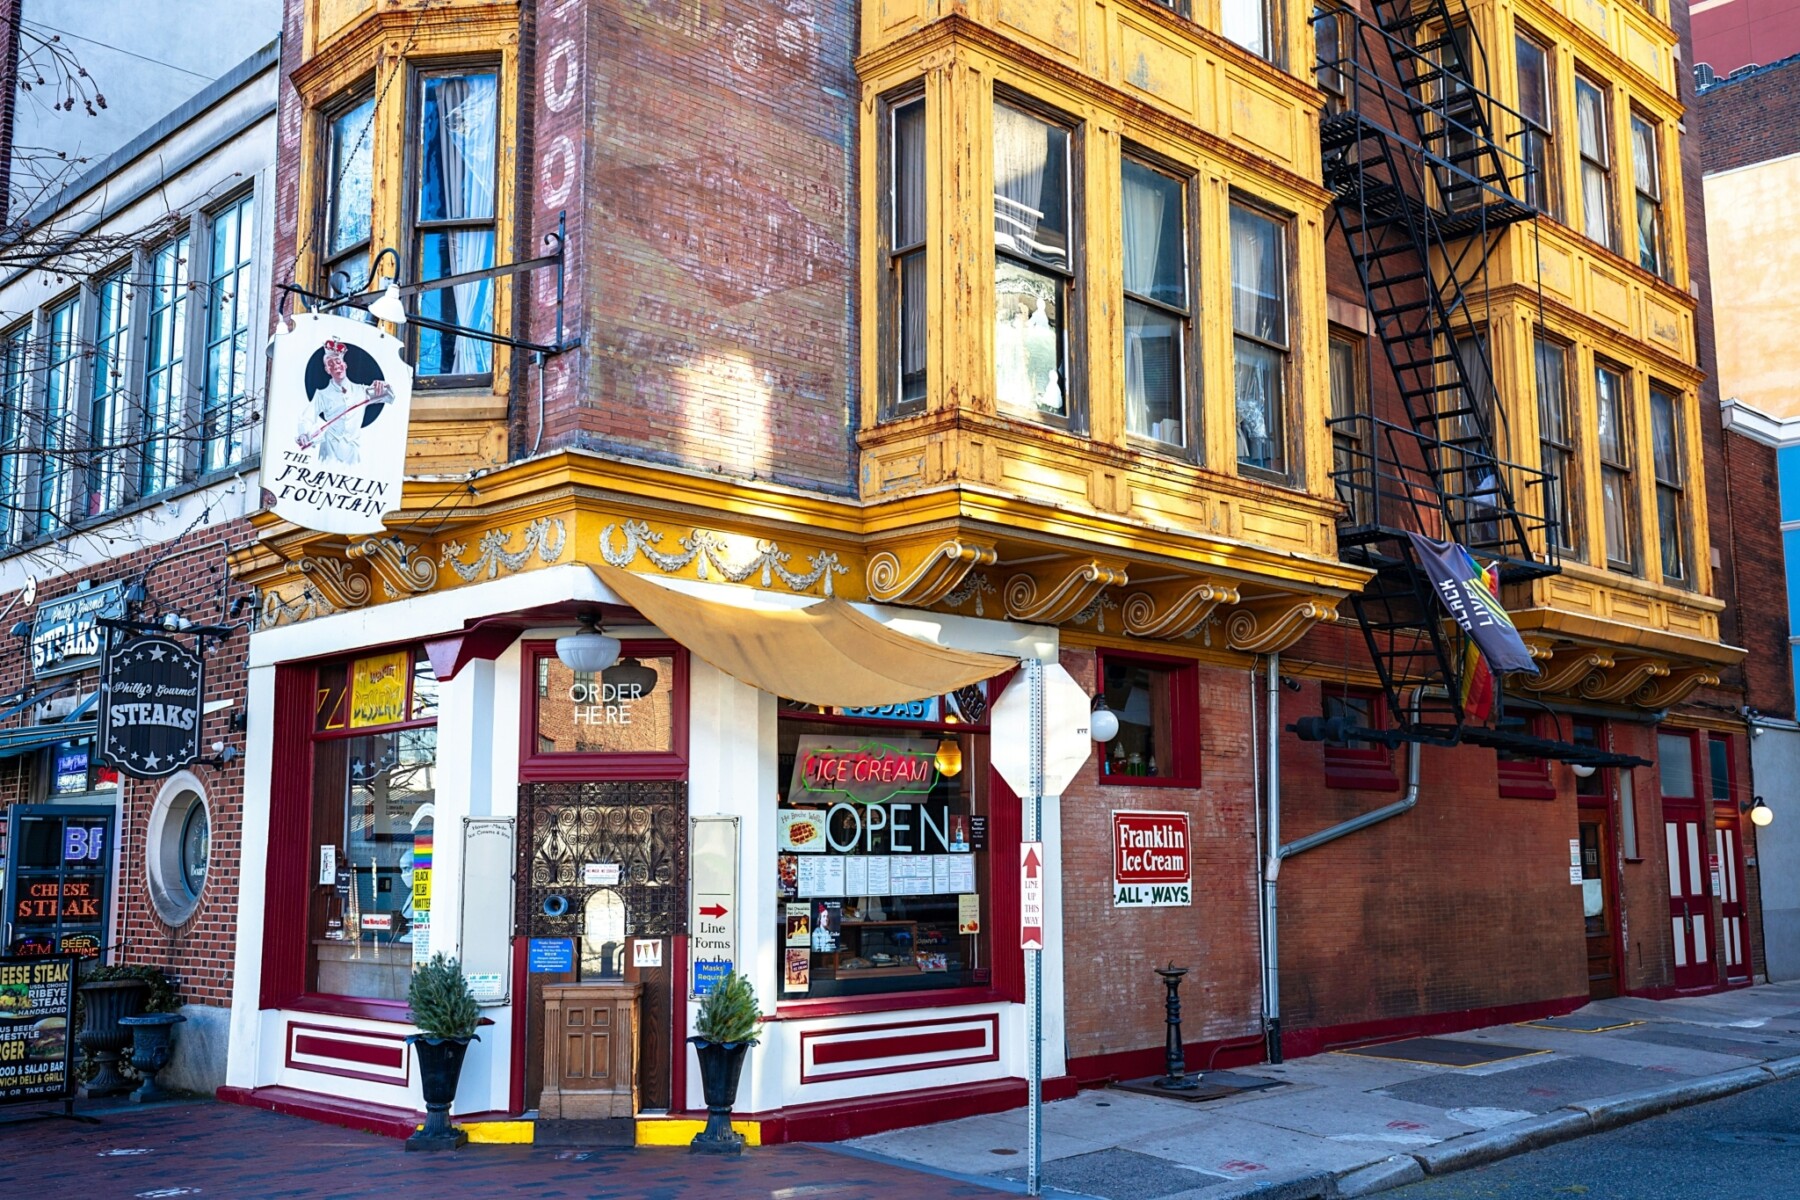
[1231,203,1289,477]
[994,99,1076,425]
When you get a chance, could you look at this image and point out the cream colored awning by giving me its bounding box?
[596,563,1014,708]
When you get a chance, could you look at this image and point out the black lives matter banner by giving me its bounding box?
[98,633,203,779]
[0,956,76,1104]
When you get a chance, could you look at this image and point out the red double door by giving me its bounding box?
[1664,801,1714,989]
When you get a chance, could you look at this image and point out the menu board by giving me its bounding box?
[0,956,76,1105]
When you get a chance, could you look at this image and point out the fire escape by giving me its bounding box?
[1312,0,1620,764]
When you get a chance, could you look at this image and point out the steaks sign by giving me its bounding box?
[97,634,204,779]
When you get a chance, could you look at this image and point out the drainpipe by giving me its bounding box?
[1262,653,1282,1063]
[1263,687,1431,1064]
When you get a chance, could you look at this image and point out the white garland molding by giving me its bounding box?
[440,517,569,583]
[599,519,848,596]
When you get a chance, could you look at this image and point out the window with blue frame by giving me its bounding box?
[141,232,192,495]
[412,69,498,382]
[87,265,133,516]
[202,191,256,473]
[0,322,26,547]
[36,295,81,538]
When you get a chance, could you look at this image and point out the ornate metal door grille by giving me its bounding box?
[518,780,688,940]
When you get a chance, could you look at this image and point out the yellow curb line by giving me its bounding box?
[450,1117,764,1146]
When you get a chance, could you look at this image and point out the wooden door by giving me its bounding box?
[1716,817,1749,982]
[1578,817,1619,1000]
[1665,805,1715,988]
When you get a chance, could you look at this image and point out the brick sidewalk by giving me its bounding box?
[0,1099,1007,1199]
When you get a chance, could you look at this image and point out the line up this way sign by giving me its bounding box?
[1020,843,1045,950]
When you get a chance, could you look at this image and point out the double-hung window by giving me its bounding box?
[1631,113,1666,279]
[1534,336,1580,556]
[87,265,132,516]
[141,232,191,496]
[412,69,499,383]
[324,94,376,300]
[1650,383,1687,585]
[1575,74,1614,251]
[994,100,1075,423]
[202,191,256,473]
[1328,330,1369,523]
[0,324,27,547]
[888,95,927,417]
[36,296,81,539]
[1515,32,1558,219]
[1223,0,1275,62]
[1315,7,1349,116]
[1231,203,1289,476]
[1121,157,1190,452]
[1594,360,1636,572]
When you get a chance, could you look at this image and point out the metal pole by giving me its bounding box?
[1025,656,1045,1197]
[1263,652,1283,1064]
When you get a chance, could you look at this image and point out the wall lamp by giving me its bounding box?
[1744,795,1775,827]
[1090,694,1120,743]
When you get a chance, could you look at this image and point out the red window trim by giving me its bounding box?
[1706,731,1740,810]
[1094,648,1203,788]
[1498,715,1556,800]
[1320,684,1399,791]
[1657,725,1705,808]
[1573,717,1612,810]
[519,639,689,781]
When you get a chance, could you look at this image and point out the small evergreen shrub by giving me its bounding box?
[408,954,480,1040]
[694,972,761,1045]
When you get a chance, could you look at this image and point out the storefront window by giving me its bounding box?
[1096,652,1200,784]
[50,738,119,796]
[3,807,111,958]
[535,651,675,755]
[775,692,993,1001]
[308,648,437,1001]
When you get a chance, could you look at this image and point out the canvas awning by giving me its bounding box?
[595,563,1014,708]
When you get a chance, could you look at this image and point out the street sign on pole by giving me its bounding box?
[991,662,1094,797]
[1020,843,1045,950]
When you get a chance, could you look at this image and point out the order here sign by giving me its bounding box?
[1113,811,1192,908]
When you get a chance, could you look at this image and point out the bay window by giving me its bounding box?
[141,233,190,496]
[1631,113,1666,279]
[1575,75,1614,252]
[1231,203,1289,476]
[1121,156,1191,451]
[1650,383,1687,585]
[889,95,927,417]
[323,93,376,300]
[412,69,499,383]
[994,100,1075,423]
[202,191,255,473]
[1534,336,1580,556]
[1594,360,1635,572]
[87,265,132,516]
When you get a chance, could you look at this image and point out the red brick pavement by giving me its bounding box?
[0,1100,1007,1199]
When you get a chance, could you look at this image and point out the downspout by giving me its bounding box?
[1263,686,1430,1064]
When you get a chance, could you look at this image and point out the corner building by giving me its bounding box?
[224,0,1755,1139]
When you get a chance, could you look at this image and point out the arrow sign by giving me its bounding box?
[1020,842,1045,951]
[699,903,728,919]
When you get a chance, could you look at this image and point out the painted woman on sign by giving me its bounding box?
[298,338,392,465]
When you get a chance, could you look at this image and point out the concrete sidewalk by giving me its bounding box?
[847,981,1800,1199]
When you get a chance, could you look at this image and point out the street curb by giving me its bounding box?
[1409,1109,1592,1175]
[1164,1167,1338,1200]
[1759,1054,1800,1081]
[1568,1064,1769,1130]
[1333,1155,1425,1197]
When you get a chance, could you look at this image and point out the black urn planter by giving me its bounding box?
[406,1034,476,1152]
[688,1037,754,1154]
[78,979,151,1098]
[119,1013,187,1102]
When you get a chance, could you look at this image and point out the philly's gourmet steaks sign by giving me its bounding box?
[261,312,414,535]
[98,634,203,779]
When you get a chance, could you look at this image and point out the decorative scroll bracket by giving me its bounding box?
[348,535,439,598]
[1226,597,1339,655]
[1004,560,1130,625]
[1121,580,1242,640]
[867,539,999,607]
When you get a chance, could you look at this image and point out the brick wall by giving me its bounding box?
[1695,55,1800,175]
[0,517,252,1008]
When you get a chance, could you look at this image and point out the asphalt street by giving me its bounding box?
[1387,1073,1800,1199]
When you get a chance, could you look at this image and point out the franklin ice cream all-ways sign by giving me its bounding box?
[261,312,414,535]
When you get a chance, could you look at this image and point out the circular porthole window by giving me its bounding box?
[148,773,211,926]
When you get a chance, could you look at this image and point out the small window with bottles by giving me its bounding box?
[1096,651,1201,786]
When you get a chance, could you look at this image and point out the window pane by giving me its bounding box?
[415,228,496,376]
[142,234,191,495]
[898,250,926,407]
[1576,80,1606,161]
[1657,488,1684,580]
[1658,732,1695,799]
[203,194,255,473]
[1231,207,1286,344]
[1099,659,1181,778]
[1125,300,1183,445]
[1121,159,1185,308]
[1222,0,1269,58]
[328,97,375,257]
[993,103,1069,271]
[893,98,926,249]
[0,327,26,547]
[1329,336,1358,422]
[1631,117,1658,199]
[1517,37,1550,128]
[417,74,497,223]
[1637,195,1661,274]
[1235,338,1285,472]
[37,297,81,537]
[1650,388,1681,483]
[535,652,677,755]
[87,267,132,516]
[1535,338,1579,553]
[995,258,1066,416]
[1596,365,1626,463]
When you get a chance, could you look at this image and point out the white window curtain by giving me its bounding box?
[1576,83,1611,248]
[894,100,927,399]
[419,74,497,376]
[1231,208,1285,471]
[993,104,1066,269]
[1122,161,1183,446]
[1222,0,1269,59]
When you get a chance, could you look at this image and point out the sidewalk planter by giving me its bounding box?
[78,979,150,1097]
[688,972,762,1155]
[405,953,481,1152]
[120,1012,188,1102]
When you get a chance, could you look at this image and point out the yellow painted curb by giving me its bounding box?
[459,1120,536,1144]
[635,1117,762,1147]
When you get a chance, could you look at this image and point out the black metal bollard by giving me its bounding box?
[1152,964,1200,1091]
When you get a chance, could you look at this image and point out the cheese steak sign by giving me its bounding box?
[98,634,203,779]
[0,956,76,1105]
[1113,811,1192,908]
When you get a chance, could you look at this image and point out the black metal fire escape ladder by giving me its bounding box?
[1316,0,1562,739]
